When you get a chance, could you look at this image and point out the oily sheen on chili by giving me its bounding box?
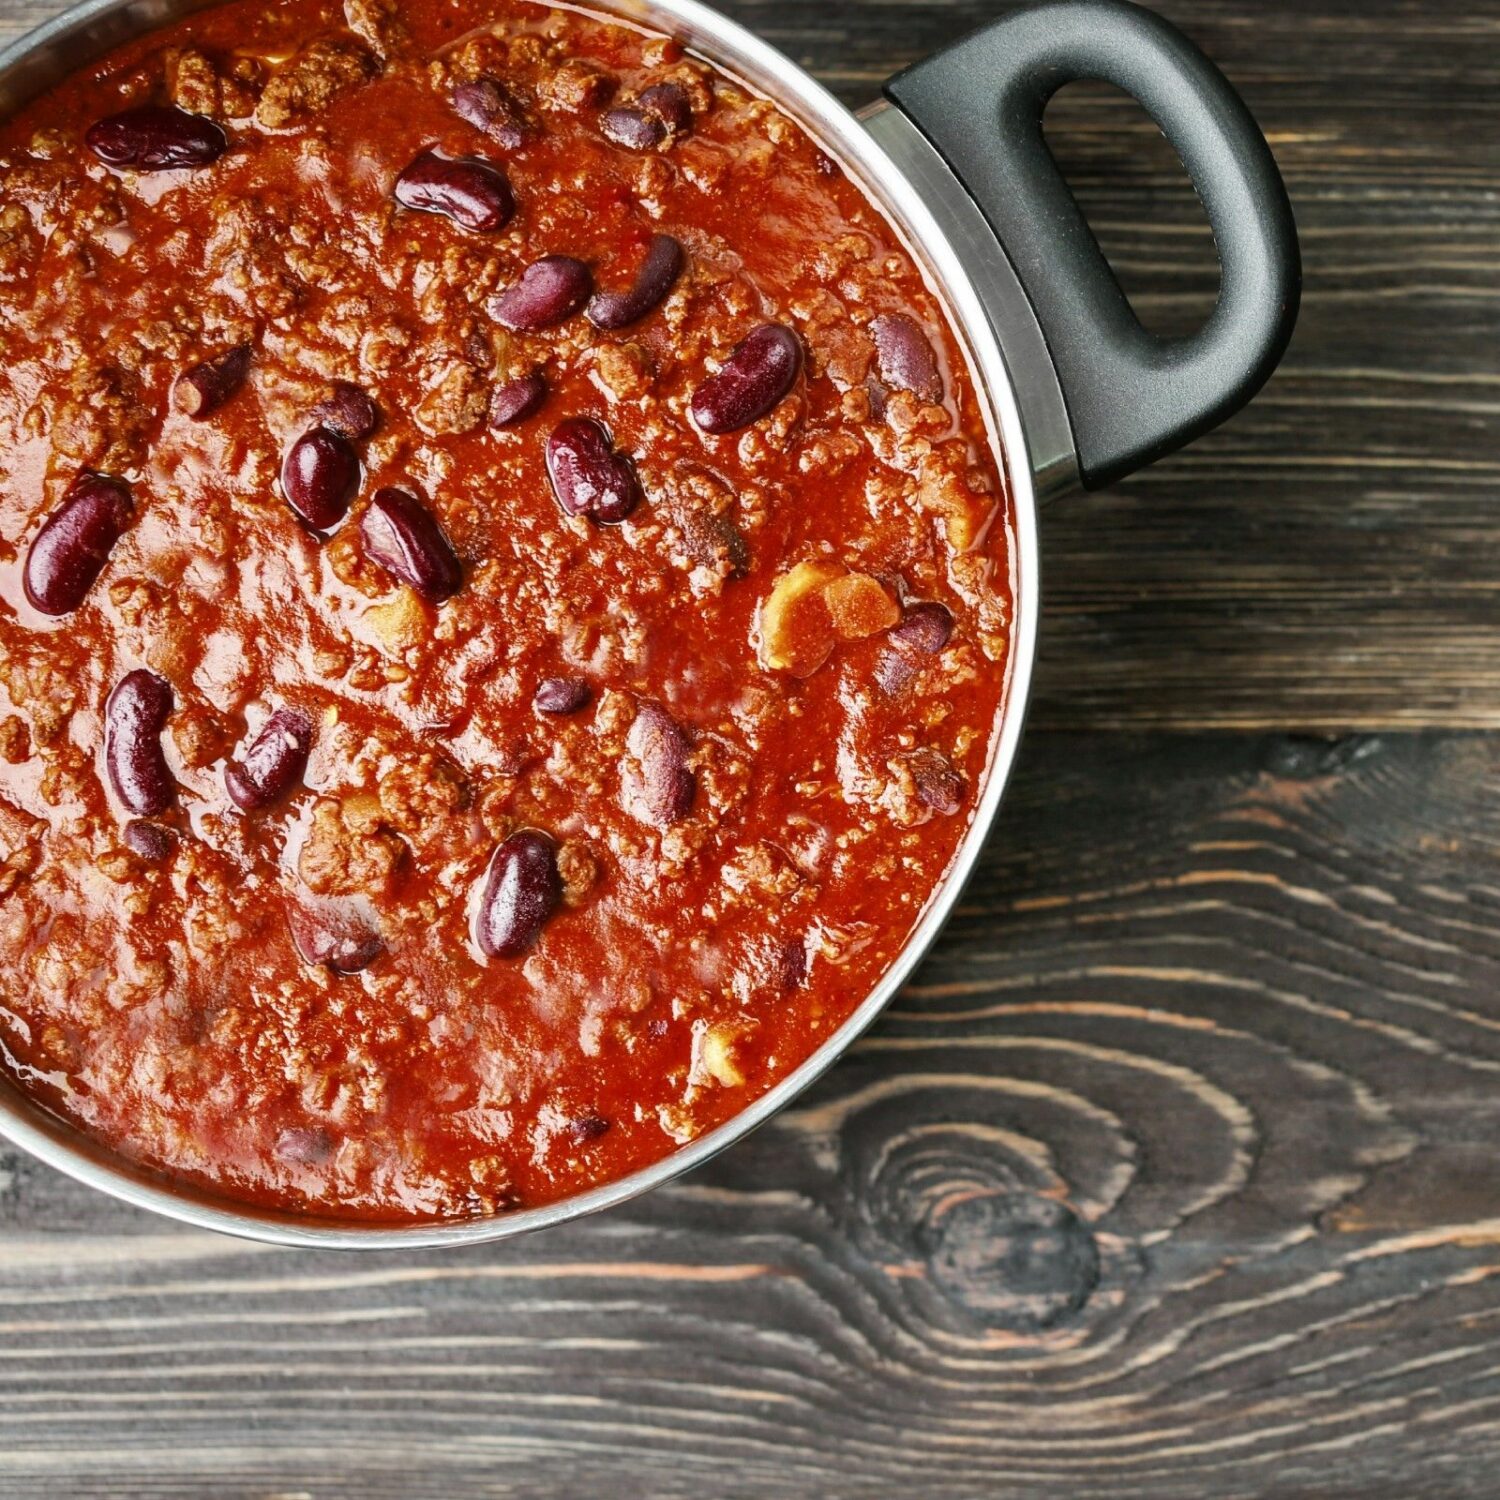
[0,0,1014,1223]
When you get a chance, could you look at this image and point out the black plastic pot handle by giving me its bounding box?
[885,0,1300,489]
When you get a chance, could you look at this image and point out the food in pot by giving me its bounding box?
[0,0,1013,1221]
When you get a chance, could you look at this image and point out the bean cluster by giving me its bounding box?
[29,75,815,965]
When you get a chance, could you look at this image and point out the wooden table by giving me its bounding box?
[2,0,1497,1494]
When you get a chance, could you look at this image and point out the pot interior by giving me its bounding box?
[0,0,1040,1247]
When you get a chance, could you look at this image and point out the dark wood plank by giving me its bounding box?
[3,729,1500,1497]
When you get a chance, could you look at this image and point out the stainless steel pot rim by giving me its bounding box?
[0,0,1042,1248]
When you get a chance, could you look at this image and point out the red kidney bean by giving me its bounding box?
[873,649,918,696]
[224,707,313,811]
[393,149,514,233]
[680,509,750,577]
[622,701,694,827]
[889,600,954,655]
[474,829,562,959]
[600,106,666,151]
[489,255,592,331]
[910,749,965,815]
[123,820,176,862]
[489,370,547,428]
[568,1114,611,1143]
[359,487,463,603]
[870,313,943,402]
[546,417,640,524]
[451,77,530,149]
[586,233,684,329]
[287,902,385,975]
[23,473,132,617]
[85,104,227,170]
[533,677,590,715]
[690,323,803,434]
[173,344,251,420]
[638,82,693,134]
[309,381,379,441]
[778,937,808,992]
[105,669,175,817]
[281,427,359,531]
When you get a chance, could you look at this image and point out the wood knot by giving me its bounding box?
[916,1189,1098,1333]
[1263,734,1382,780]
[816,1078,1118,1339]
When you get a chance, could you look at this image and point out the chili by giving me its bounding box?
[0,0,1014,1221]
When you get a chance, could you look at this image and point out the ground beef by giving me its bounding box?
[256,40,374,130]
[299,796,408,897]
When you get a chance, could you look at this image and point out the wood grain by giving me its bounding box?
[2,0,1499,1495]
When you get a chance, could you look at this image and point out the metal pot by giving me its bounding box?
[0,0,1299,1247]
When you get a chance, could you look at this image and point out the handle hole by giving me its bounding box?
[1042,80,1219,339]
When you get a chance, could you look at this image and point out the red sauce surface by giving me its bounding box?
[0,0,1013,1221]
